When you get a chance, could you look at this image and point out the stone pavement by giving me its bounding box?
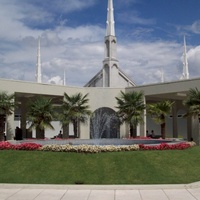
[0,182,200,200]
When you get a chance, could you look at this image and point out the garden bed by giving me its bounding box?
[0,141,196,153]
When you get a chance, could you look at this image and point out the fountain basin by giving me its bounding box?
[18,138,183,146]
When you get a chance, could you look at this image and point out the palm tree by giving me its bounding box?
[27,96,55,139]
[183,88,200,142]
[147,100,174,139]
[0,91,15,141]
[115,91,145,138]
[183,88,200,118]
[60,92,91,138]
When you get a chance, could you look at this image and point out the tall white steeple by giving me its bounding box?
[181,36,189,80]
[63,69,66,86]
[36,36,42,83]
[106,0,115,36]
[103,0,119,87]
[84,0,136,88]
[161,68,164,83]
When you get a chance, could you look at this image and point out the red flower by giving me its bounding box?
[139,142,191,151]
[0,142,42,151]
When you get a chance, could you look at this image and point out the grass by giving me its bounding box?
[0,147,200,184]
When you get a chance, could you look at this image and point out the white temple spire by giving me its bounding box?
[161,68,164,83]
[63,69,66,86]
[84,0,136,88]
[181,36,189,80]
[36,36,42,83]
[103,0,118,87]
[106,0,115,36]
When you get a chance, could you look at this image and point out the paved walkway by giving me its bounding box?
[0,182,200,200]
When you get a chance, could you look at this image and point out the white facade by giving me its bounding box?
[1,78,200,144]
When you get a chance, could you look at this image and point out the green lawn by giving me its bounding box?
[0,146,200,184]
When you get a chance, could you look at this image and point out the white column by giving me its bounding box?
[20,99,27,138]
[139,96,146,137]
[6,114,15,140]
[172,101,178,138]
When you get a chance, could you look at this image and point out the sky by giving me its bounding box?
[1,0,200,86]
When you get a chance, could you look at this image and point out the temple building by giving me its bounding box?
[1,0,200,145]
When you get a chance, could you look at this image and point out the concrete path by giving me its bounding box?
[0,182,200,200]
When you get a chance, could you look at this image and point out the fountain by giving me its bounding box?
[90,107,120,139]
[16,108,183,146]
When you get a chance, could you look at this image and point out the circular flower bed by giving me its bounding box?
[0,141,196,153]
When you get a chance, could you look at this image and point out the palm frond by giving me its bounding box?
[115,90,145,128]
[147,100,174,125]
[27,96,55,132]
[60,92,91,135]
[184,88,200,117]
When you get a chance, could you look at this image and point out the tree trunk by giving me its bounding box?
[36,127,45,139]
[161,123,165,139]
[130,124,137,138]
[0,115,5,141]
[62,124,69,139]
[73,120,78,138]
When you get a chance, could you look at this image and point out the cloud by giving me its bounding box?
[115,0,142,8]
[0,24,105,85]
[117,11,156,26]
[47,76,64,85]
[130,27,154,39]
[0,0,98,41]
[190,20,200,34]
[0,20,196,87]
[0,0,105,85]
[175,20,200,35]
[117,40,184,85]
[187,46,200,76]
[18,0,96,29]
[33,0,96,13]
[40,39,104,86]
[0,2,41,41]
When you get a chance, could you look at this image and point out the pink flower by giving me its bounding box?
[0,142,41,151]
[139,142,191,151]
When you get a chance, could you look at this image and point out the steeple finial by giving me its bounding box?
[36,36,42,83]
[181,36,189,80]
[106,0,115,36]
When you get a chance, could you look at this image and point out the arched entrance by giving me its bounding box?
[90,107,120,139]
